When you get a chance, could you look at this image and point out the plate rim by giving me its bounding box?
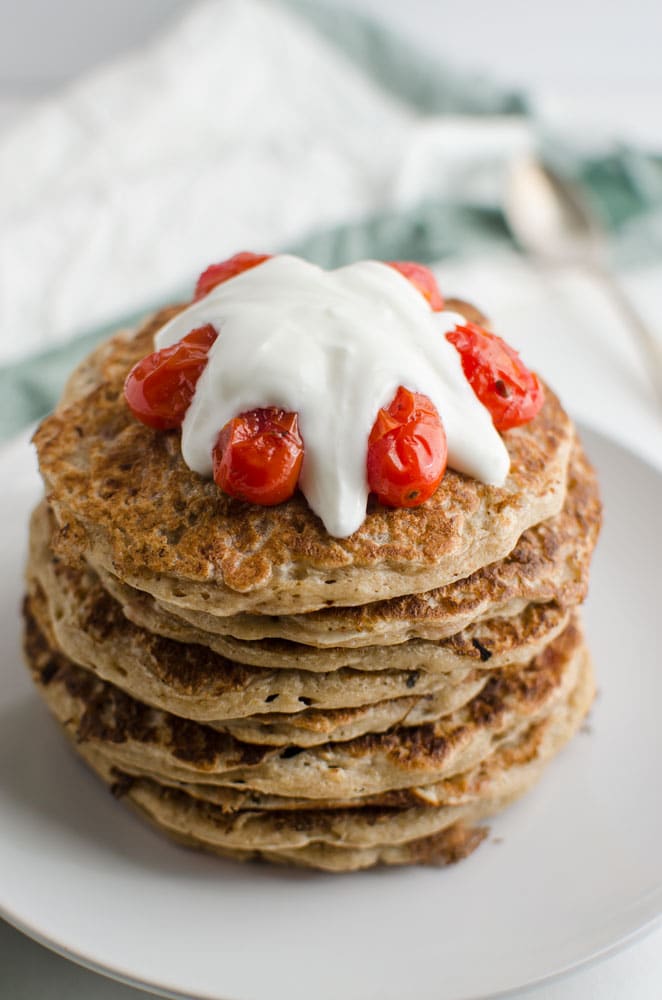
[3,902,662,1000]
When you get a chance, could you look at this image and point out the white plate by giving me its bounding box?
[1,426,661,1000]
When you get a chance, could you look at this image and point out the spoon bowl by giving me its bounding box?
[504,156,605,264]
[504,155,662,409]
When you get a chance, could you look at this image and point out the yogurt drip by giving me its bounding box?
[155,255,510,537]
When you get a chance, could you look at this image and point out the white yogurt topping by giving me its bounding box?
[155,255,510,537]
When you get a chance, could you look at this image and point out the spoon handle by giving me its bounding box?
[585,261,662,411]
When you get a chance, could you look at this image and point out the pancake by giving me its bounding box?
[30,571,528,747]
[28,557,575,746]
[79,747,524,853]
[25,284,601,872]
[26,613,594,871]
[33,307,575,617]
[28,503,572,734]
[207,681,500,747]
[24,603,585,801]
[81,654,594,814]
[110,775,494,870]
[103,571,571,675]
[28,569,483,723]
[96,437,599,648]
[109,648,593,860]
[228,828,490,871]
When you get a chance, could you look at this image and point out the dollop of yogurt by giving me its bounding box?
[155,255,510,537]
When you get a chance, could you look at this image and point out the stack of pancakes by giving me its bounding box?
[25,304,601,872]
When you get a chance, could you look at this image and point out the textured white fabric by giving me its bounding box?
[0,0,530,366]
[0,0,405,361]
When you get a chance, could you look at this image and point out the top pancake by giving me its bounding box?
[34,306,574,616]
[93,436,598,649]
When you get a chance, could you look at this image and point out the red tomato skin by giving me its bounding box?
[387,261,445,311]
[213,408,304,506]
[194,253,271,301]
[367,387,447,507]
[445,323,544,431]
[124,325,217,430]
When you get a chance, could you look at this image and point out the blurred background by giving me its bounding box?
[0,0,661,458]
[1,0,662,123]
[1,1,661,997]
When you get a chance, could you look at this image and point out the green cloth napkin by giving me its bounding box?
[2,0,661,442]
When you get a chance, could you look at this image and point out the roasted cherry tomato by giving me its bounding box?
[213,408,304,506]
[388,261,444,311]
[194,252,271,301]
[124,324,217,430]
[445,323,544,431]
[367,386,447,507]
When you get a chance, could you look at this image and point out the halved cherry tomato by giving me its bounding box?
[367,386,447,507]
[445,323,544,431]
[194,252,271,301]
[388,261,444,311]
[213,408,304,506]
[124,325,217,430]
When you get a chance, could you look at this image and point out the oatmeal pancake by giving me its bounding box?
[94,438,599,648]
[24,605,585,801]
[33,308,574,616]
[109,653,592,860]
[101,565,571,674]
[25,605,593,870]
[24,259,601,873]
[102,664,593,814]
[28,503,572,730]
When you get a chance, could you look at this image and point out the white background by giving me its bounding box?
[1,1,661,998]
[2,0,662,145]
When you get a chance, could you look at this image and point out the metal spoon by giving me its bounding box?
[504,156,662,407]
